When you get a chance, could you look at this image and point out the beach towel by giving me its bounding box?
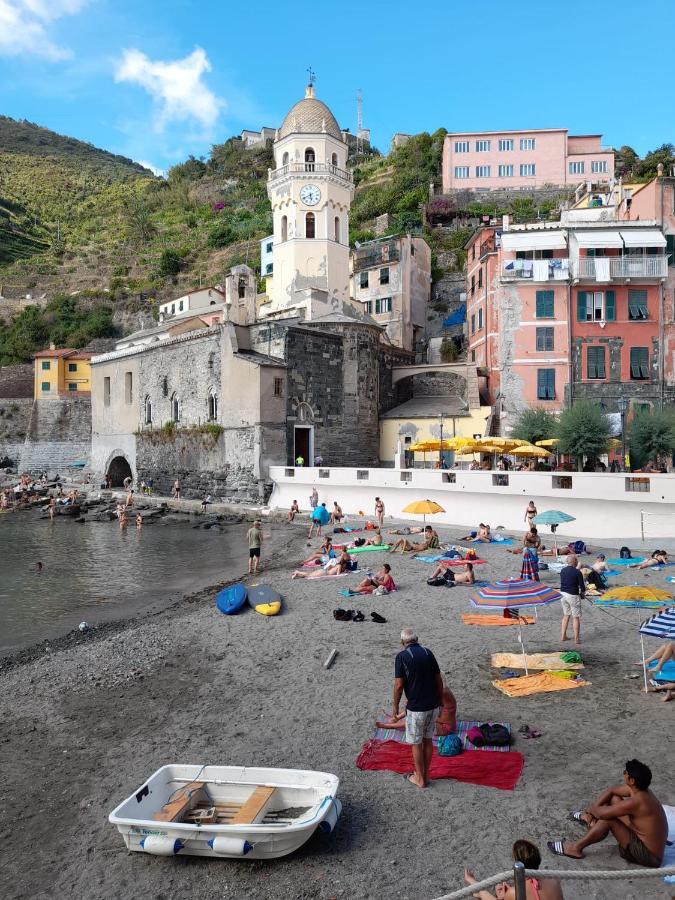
[347,545,390,554]
[491,537,513,545]
[462,614,535,627]
[492,672,590,697]
[339,587,398,597]
[604,569,621,577]
[441,558,487,567]
[373,720,513,753]
[520,549,539,581]
[298,571,351,580]
[606,557,646,566]
[491,652,584,671]
[355,740,524,791]
[594,598,666,609]
[649,660,675,683]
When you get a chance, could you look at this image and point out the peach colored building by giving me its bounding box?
[443,129,614,192]
[466,209,672,434]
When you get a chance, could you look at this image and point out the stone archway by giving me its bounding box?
[107,454,133,487]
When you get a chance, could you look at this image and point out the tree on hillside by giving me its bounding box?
[614,145,638,179]
[157,249,183,279]
[510,407,558,446]
[629,409,675,470]
[556,400,613,470]
[0,306,49,364]
[122,193,157,245]
[635,144,675,179]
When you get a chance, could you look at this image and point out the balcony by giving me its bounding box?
[574,256,668,281]
[269,162,353,184]
[501,259,570,282]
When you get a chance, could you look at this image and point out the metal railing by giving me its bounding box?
[501,259,570,281]
[575,256,668,279]
[269,162,353,183]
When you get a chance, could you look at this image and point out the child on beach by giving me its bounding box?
[247,520,262,574]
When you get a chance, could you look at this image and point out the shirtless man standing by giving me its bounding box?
[548,759,667,868]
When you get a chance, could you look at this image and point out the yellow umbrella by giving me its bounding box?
[402,498,445,524]
[478,443,506,454]
[511,445,551,458]
[409,441,435,452]
[535,439,559,448]
[481,437,514,447]
[508,439,531,447]
[600,586,673,604]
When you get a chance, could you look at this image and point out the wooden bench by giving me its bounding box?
[153,781,208,823]
[230,786,275,825]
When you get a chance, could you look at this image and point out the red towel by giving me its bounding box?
[355,739,524,791]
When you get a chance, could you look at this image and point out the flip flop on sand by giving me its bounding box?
[353,610,365,622]
[547,840,582,859]
[568,811,592,829]
[371,612,387,623]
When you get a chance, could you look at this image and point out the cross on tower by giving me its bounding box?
[307,67,316,87]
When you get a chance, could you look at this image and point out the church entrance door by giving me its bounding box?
[294,426,313,466]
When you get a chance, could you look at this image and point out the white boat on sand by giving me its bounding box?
[109,764,341,860]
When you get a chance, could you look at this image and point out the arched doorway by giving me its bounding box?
[107,455,132,487]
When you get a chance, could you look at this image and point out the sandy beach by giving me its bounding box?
[1,516,673,900]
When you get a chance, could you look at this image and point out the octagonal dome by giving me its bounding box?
[278,87,342,141]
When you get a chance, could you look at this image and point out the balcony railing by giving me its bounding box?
[501,259,570,281]
[574,256,668,280]
[269,162,353,183]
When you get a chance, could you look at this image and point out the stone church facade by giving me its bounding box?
[90,84,412,498]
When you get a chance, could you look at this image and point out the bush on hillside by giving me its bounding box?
[157,249,183,278]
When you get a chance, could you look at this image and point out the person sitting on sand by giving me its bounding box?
[306,536,335,564]
[200,494,212,511]
[465,840,564,900]
[292,552,349,579]
[508,525,542,554]
[350,562,396,594]
[390,525,439,554]
[637,640,675,675]
[287,499,300,523]
[459,523,491,543]
[629,549,668,569]
[427,562,475,586]
[364,528,383,546]
[645,681,675,702]
[547,758,667,867]
[330,501,344,525]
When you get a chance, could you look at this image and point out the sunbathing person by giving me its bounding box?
[292,551,349,579]
[389,526,424,535]
[305,536,335,563]
[459,523,491,543]
[465,840,564,900]
[376,678,457,735]
[390,525,439,554]
[364,528,384,546]
[636,640,675,674]
[508,526,542,554]
[547,758,667,867]
[645,682,675,702]
[349,562,396,594]
[629,549,668,569]
[427,562,475,586]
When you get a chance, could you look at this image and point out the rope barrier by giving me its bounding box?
[433,865,675,900]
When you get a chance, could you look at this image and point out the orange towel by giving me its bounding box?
[462,614,535,627]
[492,672,591,697]
[491,652,584,670]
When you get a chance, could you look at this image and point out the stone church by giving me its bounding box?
[90,83,413,498]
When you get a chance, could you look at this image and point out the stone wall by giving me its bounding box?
[0,364,33,398]
[379,343,412,415]
[16,397,92,473]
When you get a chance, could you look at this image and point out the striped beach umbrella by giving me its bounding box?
[638,606,675,691]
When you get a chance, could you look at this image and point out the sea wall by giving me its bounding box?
[17,397,92,473]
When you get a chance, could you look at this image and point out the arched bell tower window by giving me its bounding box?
[305,212,315,239]
[208,391,218,422]
[334,216,340,243]
[304,147,315,171]
[331,152,338,167]
[281,215,288,242]
[282,151,289,166]
[171,392,180,423]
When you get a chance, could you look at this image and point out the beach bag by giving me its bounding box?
[465,548,478,560]
[437,734,463,757]
[354,538,366,547]
[372,585,389,596]
[479,723,512,747]
[347,558,358,571]
[571,540,587,554]
[620,546,632,559]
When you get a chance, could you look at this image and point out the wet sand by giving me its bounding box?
[0,519,673,900]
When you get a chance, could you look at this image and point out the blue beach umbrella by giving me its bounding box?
[532,510,576,555]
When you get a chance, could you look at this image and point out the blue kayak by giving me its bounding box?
[215,583,247,615]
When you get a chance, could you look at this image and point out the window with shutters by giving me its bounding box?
[375,297,392,314]
[666,234,675,266]
[630,347,649,380]
[364,300,373,314]
[628,290,649,320]
[478,308,483,330]
[103,376,110,406]
[536,327,554,352]
[576,291,615,322]
[41,360,50,370]
[471,274,475,295]
[379,267,389,285]
[359,271,368,289]
[587,346,606,379]
[535,290,554,318]
[537,368,555,400]
[470,314,476,335]
[478,267,483,288]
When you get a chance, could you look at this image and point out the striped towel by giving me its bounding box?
[373,720,512,752]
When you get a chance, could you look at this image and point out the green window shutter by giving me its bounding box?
[605,290,615,321]
[665,234,674,265]
[536,290,554,318]
[577,291,587,321]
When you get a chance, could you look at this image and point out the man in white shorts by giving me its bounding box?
[559,553,585,644]
[392,629,443,788]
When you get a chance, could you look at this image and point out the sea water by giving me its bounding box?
[0,512,250,653]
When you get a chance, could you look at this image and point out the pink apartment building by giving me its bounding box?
[443,129,614,192]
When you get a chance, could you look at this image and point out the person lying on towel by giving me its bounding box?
[349,563,396,595]
[390,525,439,554]
[291,551,349,579]
[375,678,456,735]
[389,526,424,535]
[459,523,491,543]
[629,549,668,569]
[427,562,475,586]
[547,758,667,868]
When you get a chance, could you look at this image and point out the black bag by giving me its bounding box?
[474,723,513,747]
[620,546,632,559]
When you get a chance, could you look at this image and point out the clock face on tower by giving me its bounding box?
[299,184,321,206]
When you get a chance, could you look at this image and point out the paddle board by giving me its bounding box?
[215,583,247,615]
[247,584,282,616]
[347,544,390,554]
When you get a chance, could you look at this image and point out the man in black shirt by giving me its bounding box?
[393,629,443,788]
[559,553,585,644]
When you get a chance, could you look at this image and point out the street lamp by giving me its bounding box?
[617,397,628,471]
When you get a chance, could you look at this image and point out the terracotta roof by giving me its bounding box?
[32,348,92,360]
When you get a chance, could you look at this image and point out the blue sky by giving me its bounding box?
[0,0,673,175]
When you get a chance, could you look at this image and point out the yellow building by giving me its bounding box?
[33,348,93,399]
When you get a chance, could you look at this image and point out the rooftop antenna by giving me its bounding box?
[306,67,316,97]
[356,88,364,155]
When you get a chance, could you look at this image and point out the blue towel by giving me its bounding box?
[650,660,675,683]
[414,554,445,563]
[666,576,675,584]
[491,537,513,545]
[606,557,646,566]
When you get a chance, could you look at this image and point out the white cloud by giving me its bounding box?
[135,160,166,178]
[0,0,88,61]
[114,47,223,134]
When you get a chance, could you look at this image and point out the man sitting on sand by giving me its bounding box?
[427,562,475,586]
[364,527,384,546]
[390,525,439,554]
[629,549,668,569]
[508,525,542,554]
[547,758,667,867]
[465,840,564,899]
[349,562,396,595]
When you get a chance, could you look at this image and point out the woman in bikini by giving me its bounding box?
[464,840,564,899]
[629,549,668,569]
[291,552,349,579]
[524,500,537,528]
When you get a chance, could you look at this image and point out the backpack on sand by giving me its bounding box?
[620,546,632,559]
